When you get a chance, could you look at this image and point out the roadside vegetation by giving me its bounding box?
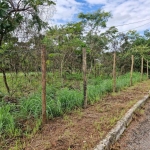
[1,0,150,149]
[0,72,147,146]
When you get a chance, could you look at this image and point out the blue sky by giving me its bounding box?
[49,0,150,34]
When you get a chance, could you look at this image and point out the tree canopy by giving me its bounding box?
[0,0,55,45]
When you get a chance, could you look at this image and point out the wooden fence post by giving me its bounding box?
[147,60,149,79]
[41,45,47,125]
[141,57,143,81]
[113,52,116,93]
[130,55,134,86]
[82,47,87,108]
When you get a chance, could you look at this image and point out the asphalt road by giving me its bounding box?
[111,99,150,150]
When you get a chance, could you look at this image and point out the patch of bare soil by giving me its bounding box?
[18,81,150,150]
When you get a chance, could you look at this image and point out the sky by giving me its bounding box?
[50,0,150,34]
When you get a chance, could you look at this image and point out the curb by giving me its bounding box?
[94,94,150,150]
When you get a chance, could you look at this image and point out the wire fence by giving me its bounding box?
[0,37,149,126]
[0,41,149,97]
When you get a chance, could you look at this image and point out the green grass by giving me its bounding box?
[87,72,147,104]
[0,72,41,97]
[0,101,20,137]
[0,71,148,144]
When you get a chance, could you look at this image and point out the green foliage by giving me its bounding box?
[18,72,147,120]
[19,86,83,119]
[0,91,4,99]
[87,78,112,103]
[0,0,55,45]
[65,73,82,80]
[0,102,16,136]
[19,94,42,119]
[87,72,147,104]
[78,9,111,29]
[57,88,83,112]
[0,71,147,146]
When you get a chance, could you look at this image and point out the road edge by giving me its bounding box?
[94,94,150,150]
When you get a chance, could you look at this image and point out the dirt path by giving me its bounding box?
[111,99,150,150]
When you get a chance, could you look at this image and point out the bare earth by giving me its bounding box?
[111,98,150,150]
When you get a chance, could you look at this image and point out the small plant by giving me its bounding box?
[74,108,83,119]
[93,121,101,131]
[109,116,118,126]
[63,115,74,127]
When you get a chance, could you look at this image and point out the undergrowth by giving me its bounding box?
[0,72,147,147]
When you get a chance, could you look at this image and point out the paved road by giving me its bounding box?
[111,99,150,150]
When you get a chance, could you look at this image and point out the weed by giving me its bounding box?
[109,116,118,126]
[93,121,101,131]
[63,115,74,127]
[96,105,104,113]
[74,108,83,119]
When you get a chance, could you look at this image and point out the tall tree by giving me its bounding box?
[78,9,111,75]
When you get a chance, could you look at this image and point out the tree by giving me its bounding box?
[78,9,111,76]
[0,0,55,93]
[43,22,84,79]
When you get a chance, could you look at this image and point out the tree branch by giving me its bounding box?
[8,0,16,10]
[17,0,22,10]
[8,7,32,14]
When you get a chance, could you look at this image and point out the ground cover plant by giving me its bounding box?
[0,72,148,149]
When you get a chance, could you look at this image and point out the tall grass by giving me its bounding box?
[0,102,17,136]
[0,72,147,138]
[87,72,147,104]
[19,86,83,119]
[18,72,147,118]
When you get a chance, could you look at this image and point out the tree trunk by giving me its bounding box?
[130,55,134,86]
[141,57,143,81]
[113,52,116,93]
[0,68,10,94]
[41,46,47,125]
[82,47,87,109]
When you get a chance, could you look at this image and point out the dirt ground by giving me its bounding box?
[111,98,150,150]
[19,80,150,150]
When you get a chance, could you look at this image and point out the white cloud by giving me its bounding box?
[95,0,150,33]
[51,0,83,24]
[84,0,107,5]
[51,0,150,33]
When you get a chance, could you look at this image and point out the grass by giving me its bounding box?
[87,72,147,104]
[0,72,41,97]
[0,71,148,149]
